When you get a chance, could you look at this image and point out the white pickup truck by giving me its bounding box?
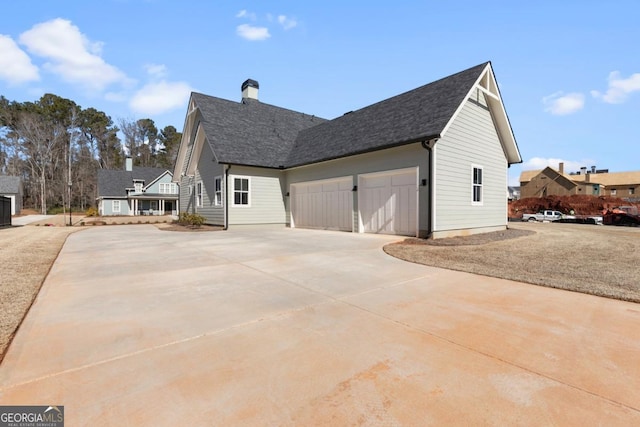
[521,210,564,222]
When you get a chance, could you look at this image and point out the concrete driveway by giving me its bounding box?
[10,214,55,226]
[1,225,639,425]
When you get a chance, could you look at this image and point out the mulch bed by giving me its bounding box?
[155,223,224,232]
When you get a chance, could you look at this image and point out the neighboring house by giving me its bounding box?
[520,163,640,202]
[97,158,179,216]
[0,175,23,215]
[173,62,522,238]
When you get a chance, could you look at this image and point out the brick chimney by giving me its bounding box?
[585,172,590,183]
[558,162,564,175]
[241,79,259,101]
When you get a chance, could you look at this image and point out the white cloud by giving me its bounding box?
[0,34,39,84]
[236,10,256,20]
[144,63,167,79]
[542,91,585,115]
[591,71,640,104]
[521,157,595,174]
[236,24,271,41]
[129,81,193,115]
[18,18,130,92]
[277,15,298,30]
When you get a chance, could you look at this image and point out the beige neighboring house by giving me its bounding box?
[520,163,640,201]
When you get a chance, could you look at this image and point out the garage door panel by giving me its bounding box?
[291,177,353,231]
[359,169,417,236]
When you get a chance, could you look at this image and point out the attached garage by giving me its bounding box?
[358,168,418,236]
[290,177,353,231]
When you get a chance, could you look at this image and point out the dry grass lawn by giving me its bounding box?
[0,224,78,362]
[385,222,640,303]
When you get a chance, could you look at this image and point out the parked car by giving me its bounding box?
[521,210,567,222]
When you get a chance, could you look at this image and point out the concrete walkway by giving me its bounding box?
[1,225,639,425]
[10,214,55,226]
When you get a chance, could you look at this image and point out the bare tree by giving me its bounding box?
[11,112,65,214]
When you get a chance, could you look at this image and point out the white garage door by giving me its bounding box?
[290,177,353,231]
[359,168,417,236]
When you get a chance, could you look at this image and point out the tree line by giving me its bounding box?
[0,94,181,214]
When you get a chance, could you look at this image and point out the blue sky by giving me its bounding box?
[1,1,638,185]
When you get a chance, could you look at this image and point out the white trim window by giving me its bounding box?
[472,166,483,205]
[233,177,250,206]
[134,182,143,193]
[159,183,177,194]
[611,189,617,196]
[214,176,223,206]
[112,200,121,213]
[196,182,203,207]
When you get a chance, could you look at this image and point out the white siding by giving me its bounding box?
[286,143,430,236]
[434,93,507,235]
[228,166,286,225]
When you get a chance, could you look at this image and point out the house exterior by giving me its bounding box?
[173,62,522,238]
[0,175,23,215]
[520,163,640,202]
[97,158,179,216]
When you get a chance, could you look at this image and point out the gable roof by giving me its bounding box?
[191,93,326,168]
[177,61,520,174]
[0,176,21,194]
[521,168,640,188]
[571,171,640,186]
[97,167,172,198]
[286,62,490,167]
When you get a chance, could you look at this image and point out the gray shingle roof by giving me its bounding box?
[97,167,170,198]
[287,62,488,167]
[192,93,326,168]
[0,176,21,194]
[192,62,488,169]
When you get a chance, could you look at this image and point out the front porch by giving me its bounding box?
[129,195,179,216]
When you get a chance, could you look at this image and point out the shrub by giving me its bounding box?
[188,213,205,228]
[178,211,206,228]
[178,211,191,225]
[85,207,99,217]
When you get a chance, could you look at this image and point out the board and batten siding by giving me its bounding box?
[228,166,287,225]
[285,143,429,235]
[194,142,225,225]
[434,92,507,237]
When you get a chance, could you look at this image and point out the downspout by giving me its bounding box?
[421,137,439,238]
[224,165,230,230]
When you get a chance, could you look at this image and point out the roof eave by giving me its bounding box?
[286,135,439,169]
